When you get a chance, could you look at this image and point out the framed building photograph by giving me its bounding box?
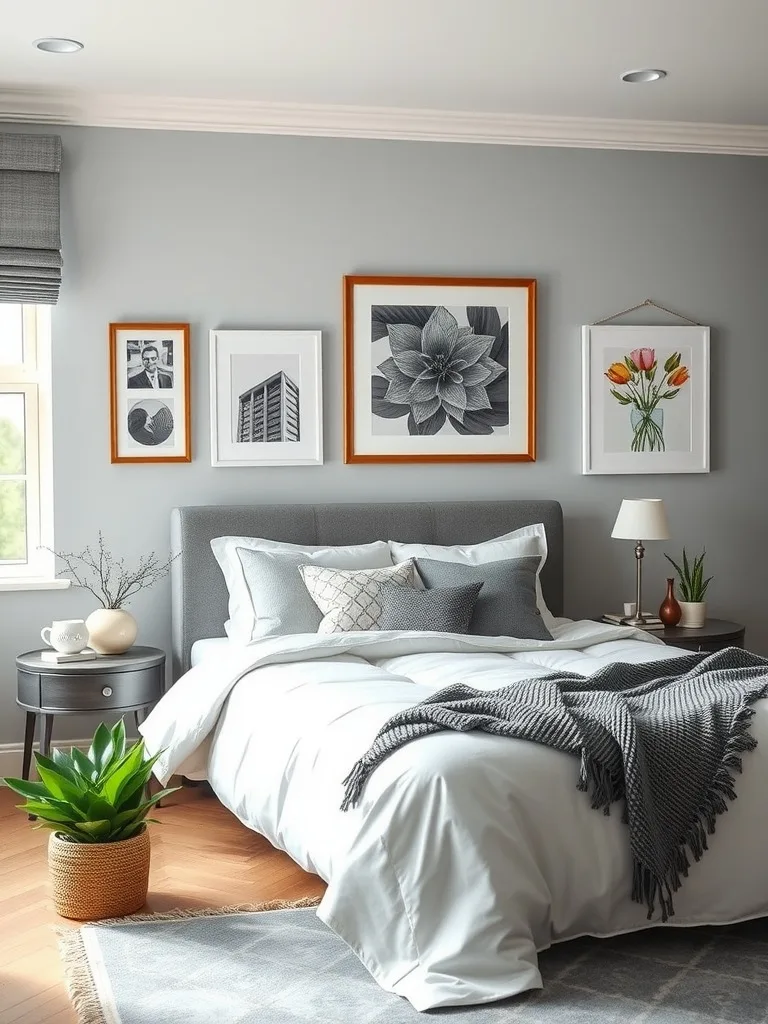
[582,325,710,474]
[109,322,191,463]
[343,275,536,463]
[209,329,323,467]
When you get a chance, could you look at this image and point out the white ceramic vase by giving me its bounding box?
[85,608,138,654]
[678,601,706,629]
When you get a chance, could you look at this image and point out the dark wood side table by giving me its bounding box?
[16,645,165,783]
[656,618,745,653]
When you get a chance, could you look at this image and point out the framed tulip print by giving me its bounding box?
[582,325,710,474]
[343,275,536,463]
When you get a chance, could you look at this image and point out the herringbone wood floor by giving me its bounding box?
[0,783,326,1024]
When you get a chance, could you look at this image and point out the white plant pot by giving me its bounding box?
[85,608,138,654]
[678,601,706,629]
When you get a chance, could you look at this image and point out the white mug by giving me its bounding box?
[40,619,90,654]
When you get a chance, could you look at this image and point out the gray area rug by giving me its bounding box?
[59,902,768,1023]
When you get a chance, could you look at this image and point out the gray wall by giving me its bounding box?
[2,124,767,744]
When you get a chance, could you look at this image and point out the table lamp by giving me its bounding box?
[611,498,670,627]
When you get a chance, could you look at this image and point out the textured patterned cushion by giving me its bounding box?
[299,560,416,634]
[414,555,554,641]
[377,582,483,633]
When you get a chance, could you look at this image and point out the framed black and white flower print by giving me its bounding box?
[343,276,536,463]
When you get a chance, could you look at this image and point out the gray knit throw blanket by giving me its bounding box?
[341,647,768,921]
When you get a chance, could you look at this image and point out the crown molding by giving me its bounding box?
[1,89,767,155]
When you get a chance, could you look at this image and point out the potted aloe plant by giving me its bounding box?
[664,548,713,629]
[3,720,178,920]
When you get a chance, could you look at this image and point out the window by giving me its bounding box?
[0,304,59,586]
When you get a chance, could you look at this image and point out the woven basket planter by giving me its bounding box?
[48,828,150,921]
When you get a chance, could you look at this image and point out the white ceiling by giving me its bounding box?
[2,0,768,151]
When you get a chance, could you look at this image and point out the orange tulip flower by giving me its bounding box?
[668,366,689,387]
[605,362,631,385]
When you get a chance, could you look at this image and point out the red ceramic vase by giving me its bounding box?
[658,577,682,627]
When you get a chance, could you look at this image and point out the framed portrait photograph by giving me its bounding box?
[209,329,323,467]
[343,275,536,463]
[109,323,191,463]
[582,325,710,474]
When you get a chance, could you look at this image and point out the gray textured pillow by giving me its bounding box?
[234,546,395,640]
[377,582,483,634]
[414,556,553,641]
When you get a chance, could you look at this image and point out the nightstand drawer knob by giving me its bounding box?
[101,686,113,697]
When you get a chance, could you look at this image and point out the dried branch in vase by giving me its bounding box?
[44,532,179,609]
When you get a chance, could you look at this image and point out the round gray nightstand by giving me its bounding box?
[657,618,746,653]
[16,645,165,783]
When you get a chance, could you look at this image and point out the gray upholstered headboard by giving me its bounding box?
[170,500,564,679]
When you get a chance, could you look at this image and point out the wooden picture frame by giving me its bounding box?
[109,322,191,463]
[343,275,536,463]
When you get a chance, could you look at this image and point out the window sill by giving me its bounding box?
[0,578,71,592]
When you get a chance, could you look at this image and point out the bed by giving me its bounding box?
[140,500,768,1012]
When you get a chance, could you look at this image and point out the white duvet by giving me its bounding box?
[140,621,768,1011]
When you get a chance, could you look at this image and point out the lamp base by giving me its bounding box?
[621,615,649,627]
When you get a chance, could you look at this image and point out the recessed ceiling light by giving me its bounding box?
[621,69,667,84]
[34,37,84,54]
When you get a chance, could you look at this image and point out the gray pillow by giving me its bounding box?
[377,582,483,634]
[414,556,553,641]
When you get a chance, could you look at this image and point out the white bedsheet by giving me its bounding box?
[140,621,768,1011]
[190,637,231,666]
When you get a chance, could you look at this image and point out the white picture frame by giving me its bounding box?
[582,325,709,475]
[209,330,323,467]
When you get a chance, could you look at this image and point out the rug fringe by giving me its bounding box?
[56,928,108,1024]
[56,896,323,1022]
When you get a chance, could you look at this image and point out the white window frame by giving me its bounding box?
[0,305,68,590]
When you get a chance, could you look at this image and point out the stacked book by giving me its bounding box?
[40,648,98,663]
[601,614,666,632]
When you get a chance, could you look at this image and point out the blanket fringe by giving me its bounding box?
[341,760,369,810]
[56,896,323,1023]
[629,694,765,922]
[57,928,106,1024]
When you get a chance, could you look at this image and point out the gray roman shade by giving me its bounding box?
[0,133,62,304]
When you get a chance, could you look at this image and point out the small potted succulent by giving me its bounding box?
[664,548,713,629]
[3,720,178,920]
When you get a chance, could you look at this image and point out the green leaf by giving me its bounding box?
[71,748,98,783]
[100,741,149,803]
[85,795,118,821]
[18,801,80,824]
[661,390,679,399]
[682,548,691,587]
[624,356,639,373]
[73,819,112,839]
[110,719,127,765]
[112,765,156,810]
[88,723,114,776]
[34,761,90,808]
[113,820,147,841]
[33,821,89,841]
[664,352,681,373]
[52,747,81,781]
[610,389,632,405]
[2,777,50,800]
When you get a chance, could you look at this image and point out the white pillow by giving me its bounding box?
[299,560,416,634]
[211,536,393,643]
[388,524,556,631]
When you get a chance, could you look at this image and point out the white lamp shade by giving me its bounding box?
[611,498,670,541]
